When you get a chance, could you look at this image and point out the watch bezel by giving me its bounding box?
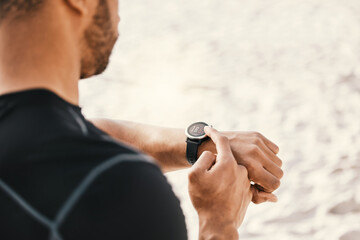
[185,122,210,140]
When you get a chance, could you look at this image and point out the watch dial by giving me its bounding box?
[187,122,208,137]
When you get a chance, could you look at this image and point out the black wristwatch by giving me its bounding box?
[185,122,211,165]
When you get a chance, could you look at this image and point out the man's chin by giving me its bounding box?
[80,62,109,80]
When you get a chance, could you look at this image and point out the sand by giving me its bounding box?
[79,0,360,239]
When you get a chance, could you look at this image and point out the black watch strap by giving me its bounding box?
[186,138,201,165]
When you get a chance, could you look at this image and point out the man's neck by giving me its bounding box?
[0,13,81,105]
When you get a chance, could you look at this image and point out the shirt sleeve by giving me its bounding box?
[60,160,188,240]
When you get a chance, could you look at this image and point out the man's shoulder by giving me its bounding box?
[59,153,188,240]
[83,152,159,176]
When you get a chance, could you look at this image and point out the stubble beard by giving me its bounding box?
[80,0,118,79]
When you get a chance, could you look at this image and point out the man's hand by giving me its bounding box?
[189,127,252,240]
[91,119,283,201]
[199,131,283,195]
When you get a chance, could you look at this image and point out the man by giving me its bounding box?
[0,0,283,239]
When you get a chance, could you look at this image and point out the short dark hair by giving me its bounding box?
[0,0,44,22]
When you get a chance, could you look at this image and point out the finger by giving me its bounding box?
[238,165,253,202]
[258,140,283,167]
[252,168,281,193]
[250,185,278,204]
[193,151,216,172]
[256,133,279,154]
[256,146,283,178]
[264,161,283,180]
[237,164,249,179]
[204,126,232,160]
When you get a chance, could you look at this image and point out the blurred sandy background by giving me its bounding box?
[79,0,360,239]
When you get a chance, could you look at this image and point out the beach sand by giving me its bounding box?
[79,0,360,239]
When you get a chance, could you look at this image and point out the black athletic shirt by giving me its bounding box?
[0,89,187,240]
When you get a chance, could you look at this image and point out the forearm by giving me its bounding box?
[90,118,191,172]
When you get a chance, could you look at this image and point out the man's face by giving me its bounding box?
[80,0,119,79]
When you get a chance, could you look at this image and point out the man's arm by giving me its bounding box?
[90,118,283,193]
[189,127,272,240]
[90,118,191,171]
[61,161,187,240]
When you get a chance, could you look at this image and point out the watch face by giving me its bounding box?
[186,122,209,139]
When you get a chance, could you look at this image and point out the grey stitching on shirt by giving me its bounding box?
[67,107,88,136]
[0,153,150,240]
[0,179,53,228]
[53,154,149,230]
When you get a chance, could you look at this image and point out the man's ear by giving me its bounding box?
[63,0,90,15]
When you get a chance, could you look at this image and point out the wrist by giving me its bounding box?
[197,138,216,158]
[199,214,239,240]
[152,128,191,171]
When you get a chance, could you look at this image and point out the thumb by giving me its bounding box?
[250,185,278,204]
[192,151,216,172]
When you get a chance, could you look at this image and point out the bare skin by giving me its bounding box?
[0,0,119,103]
[0,0,282,238]
[189,126,253,240]
[91,119,282,202]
